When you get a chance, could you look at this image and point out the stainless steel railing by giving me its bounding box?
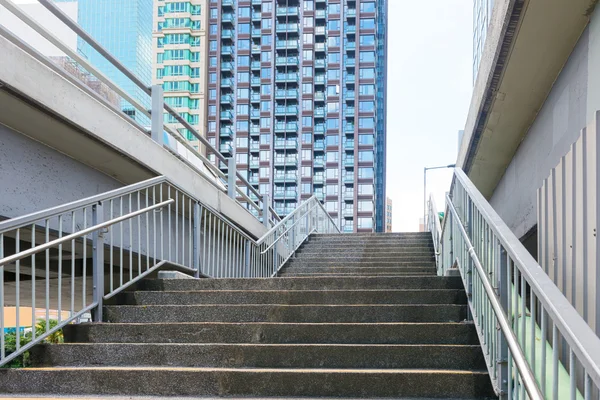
[0,0,280,225]
[0,177,339,367]
[426,195,442,272]
[433,168,600,399]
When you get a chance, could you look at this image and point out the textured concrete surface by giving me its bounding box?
[115,289,467,305]
[104,304,468,324]
[0,368,496,398]
[29,343,486,370]
[63,322,479,345]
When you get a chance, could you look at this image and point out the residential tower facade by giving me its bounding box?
[472,0,493,83]
[206,0,387,232]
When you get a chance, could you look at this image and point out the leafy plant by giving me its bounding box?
[2,318,64,368]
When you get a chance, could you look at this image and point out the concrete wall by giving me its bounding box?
[489,13,598,239]
[0,123,122,220]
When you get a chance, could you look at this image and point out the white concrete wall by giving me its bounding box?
[489,9,600,239]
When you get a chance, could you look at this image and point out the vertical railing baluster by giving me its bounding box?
[57,215,63,323]
[45,219,50,332]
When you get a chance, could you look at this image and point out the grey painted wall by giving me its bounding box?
[489,23,592,240]
[0,123,123,220]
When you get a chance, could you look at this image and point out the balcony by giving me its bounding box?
[343,225,354,233]
[219,142,233,153]
[343,208,354,218]
[347,8,356,18]
[315,59,326,69]
[343,158,355,167]
[252,11,261,20]
[250,109,260,120]
[346,74,356,83]
[274,140,298,150]
[220,94,234,105]
[251,60,261,70]
[276,23,299,33]
[345,124,355,133]
[221,30,234,39]
[346,58,356,67]
[313,159,324,168]
[252,28,261,37]
[344,140,355,150]
[250,126,260,136]
[250,142,260,153]
[315,9,326,19]
[274,157,299,167]
[344,191,354,201]
[221,46,235,56]
[222,0,234,7]
[249,159,259,169]
[276,39,299,50]
[346,25,356,34]
[314,92,325,102]
[314,124,325,135]
[276,72,299,82]
[275,122,298,133]
[315,26,325,36]
[313,141,325,151]
[274,173,297,183]
[275,105,299,116]
[220,126,234,138]
[252,0,261,5]
[220,110,234,121]
[273,190,298,200]
[275,206,297,215]
[276,6,299,17]
[314,108,325,118]
[252,44,261,54]
[251,76,261,86]
[345,90,355,101]
[222,13,234,23]
[344,174,355,184]
[346,41,356,51]
[275,88,298,99]
[251,92,260,102]
[313,176,324,185]
[314,43,326,53]
[220,77,234,89]
[276,56,299,66]
[345,107,355,117]
[221,62,234,72]
[314,75,326,85]
[248,175,259,185]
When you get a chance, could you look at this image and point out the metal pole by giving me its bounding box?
[193,202,201,278]
[497,246,509,399]
[151,85,164,145]
[262,194,270,227]
[424,167,427,231]
[227,158,237,199]
[92,203,105,323]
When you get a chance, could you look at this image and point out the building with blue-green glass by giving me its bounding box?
[57,0,153,124]
[207,0,387,232]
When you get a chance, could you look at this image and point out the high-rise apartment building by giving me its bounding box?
[473,0,493,83]
[385,196,392,232]
[57,0,153,124]
[206,0,387,232]
[153,0,209,148]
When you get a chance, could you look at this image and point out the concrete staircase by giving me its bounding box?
[0,233,496,399]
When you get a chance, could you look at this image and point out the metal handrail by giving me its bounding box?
[445,196,543,400]
[260,202,320,254]
[426,195,442,270]
[453,168,600,387]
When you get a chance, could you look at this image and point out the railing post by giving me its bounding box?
[262,194,270,227]
[193,202,201,278]
[227,158,237,199]
[151,84,164,146]
[244,240,251,277]
[466,199,474,312]
[497,245,509,399]
[92,202,105,323]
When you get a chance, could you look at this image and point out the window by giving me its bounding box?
[209,72,217,83]
[303,33,313,45]
[261,35,272,46]
[260,133,271,144]
[358,134,374,145]
[301,183,312,194]
[238,39,250,50]
[359,35,376,46]
[359,117,375,129]
[209,89,217,100]
[302,116,312,127]
[262,2,272,12]
[260,101,271,112]
[326,151,338,162]
[210,40,217,51]
[327,69,340,80]
[302,66,313,77]
[238,71,250,83]
[303,17,313,28]
[260,167,270,178]
[325,135,339,146]
[238,23,250,34]
[303,50,313,61]
[326,119,339,130]
[358,217,373,229]
[359,68,375,79]
[328,3,340,14]
[237,120,249,131]
[328,52,340,64]
[261,51,272,62]
[359,51,376,63]
[237,104,250,115]
[261,68,271,79]
[358,184,373,195]
[208,105,216,115]
[327,36,340,47]
[302,133,313,143]
[262,18,272,29]
[358,151,374,162]
[210,24,218,35]
[360,2,376,13]
[238,7,250,17]
[359,84,375,95]
[210,8,218,18]
[359,18,375,29]
[327,85,339,96]
[326,185,339,195]
[303,0,314,11]
[325,201,338,212]
[302,83,313,94]
[260,150,271,161]
[238,55,250,67]
[191,52,200,62]
[302,150,312,161]
[327,102,339,113]
[327,20,341,31]
[209,56,217,67]
[236,153,249,164]
[302,100,313,111]
[358,167,374,179]
[209,121,216,131]
[359,101,375,112]
[326,168,338,179]
[237,88,250,99]
[260,117,271,128]
[261,84,271,95]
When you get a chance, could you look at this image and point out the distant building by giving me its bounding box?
[472,0,494,83]
[385,197,392,232]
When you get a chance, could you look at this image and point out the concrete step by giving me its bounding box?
[284,261,436,268]
[63,322,480,345]
[138,276,464,291]
[113,289,465,305]
[295,248,435,255]
[29,343,487,370]
[0,367,496,398]
[305,239,434,246]
[104,304,468,323]
[312,233,431,237]
[279,272,437,277]
[286,255,436,263]
[279,267,436,275]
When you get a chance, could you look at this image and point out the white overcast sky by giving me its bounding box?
[387,0,473,231]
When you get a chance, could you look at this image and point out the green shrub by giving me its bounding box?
[2,319,64,368]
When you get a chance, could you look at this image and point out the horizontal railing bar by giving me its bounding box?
[0,302,97,367]
[261,203,318,254]
[0,199,174,267]
[0,177,167,233]
[235,171,262,200]
[446,195,543,400]
[36,0,151,96]
[0,0,150,122]
[271,226,318,277]
[454,168,600,386]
